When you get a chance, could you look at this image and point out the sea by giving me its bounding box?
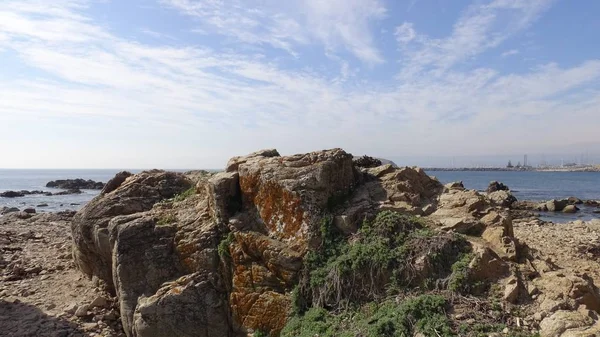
[0,169,599,222]
[0,169,133,213]
[427,170,600,222]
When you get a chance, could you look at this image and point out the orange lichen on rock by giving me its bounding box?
[239,173,307,248]
[229,232,301,336]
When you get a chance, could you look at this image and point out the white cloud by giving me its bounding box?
[501,49,519,57]
[161,0,386,64]
[395,22,416,44]
[0,0,599,168]
[396,0,553,75]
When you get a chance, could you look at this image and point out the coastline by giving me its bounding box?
[425,166,600,172]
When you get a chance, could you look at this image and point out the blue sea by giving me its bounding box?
[427,170,600,222]
[1,169,599,221]
[0,169,127,212]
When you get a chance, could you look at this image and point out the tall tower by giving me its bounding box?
[524,154,528,167]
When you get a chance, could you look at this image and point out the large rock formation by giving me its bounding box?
[70,148,600,337]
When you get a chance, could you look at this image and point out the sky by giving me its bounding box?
[0,0,599,169]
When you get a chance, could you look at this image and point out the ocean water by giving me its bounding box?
[0,169,129,212]
[1,169,599,221]
[427,170,600,221]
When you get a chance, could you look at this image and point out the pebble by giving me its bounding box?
[90,296,109,309]
[75,304,89,317]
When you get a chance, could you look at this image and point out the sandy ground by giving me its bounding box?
[0,211,124,337]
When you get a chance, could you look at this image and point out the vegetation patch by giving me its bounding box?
[173,186,196,202]
[448,253,475,293]
[300,211,471,309]
[218,232,235,260]
[283,210,538,336]
[156,213,177,226]
[282,294,453,337]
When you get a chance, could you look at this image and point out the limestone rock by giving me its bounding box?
[132,273,230,337]
[540,310,594,337]
[468,242,509,283]
[488,190,517,208]
[71,170,194,291]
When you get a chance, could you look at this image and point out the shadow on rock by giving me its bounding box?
[0,300,85,337]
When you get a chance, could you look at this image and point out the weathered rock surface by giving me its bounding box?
[66,148,600,337]
[487,181,509,193]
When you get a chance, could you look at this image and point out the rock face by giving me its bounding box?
[70,148,600,337]
[47,178,105,190]
[487,181,509,193]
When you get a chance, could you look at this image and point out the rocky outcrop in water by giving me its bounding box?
[68,148,600,337]
[47,179,104,190]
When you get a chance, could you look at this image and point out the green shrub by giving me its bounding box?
[303,211,471,308]
[218,232,234,259]
[281,295,453,337]
[448,253,474,293]
[173,186,196,202]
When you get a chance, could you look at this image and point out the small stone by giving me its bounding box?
[46,303,56,310]
[90,296,109,309]
[75,304,89,317]
[503,279,519,303]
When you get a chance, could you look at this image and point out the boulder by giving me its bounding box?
[0,207,19,215]
[0,191,24,198]
[568,197,584,205]
[102,171,133,194]
[52,189,82,196]
[46,178,104,190]
[132,273,231,337]
[539,310,595,337]
[444,181,465,191]
[487,181,509,193]
[488,190,517,208]
[563,205,579,213]
[23,208,36,214]
[546,199,569,212]
[71,170,194,292]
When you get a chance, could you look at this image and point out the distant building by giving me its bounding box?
[507,160,514,168]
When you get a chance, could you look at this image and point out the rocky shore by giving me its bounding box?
[0,212,124,337]
[46,179,104,190]
[1,149,600,337]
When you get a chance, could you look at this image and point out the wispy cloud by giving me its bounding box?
[396,0,554,76]
[161,0,386,64]
[0,0,599,168]
[501,49,519,57]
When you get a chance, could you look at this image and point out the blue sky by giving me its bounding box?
[0,0,599,168]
